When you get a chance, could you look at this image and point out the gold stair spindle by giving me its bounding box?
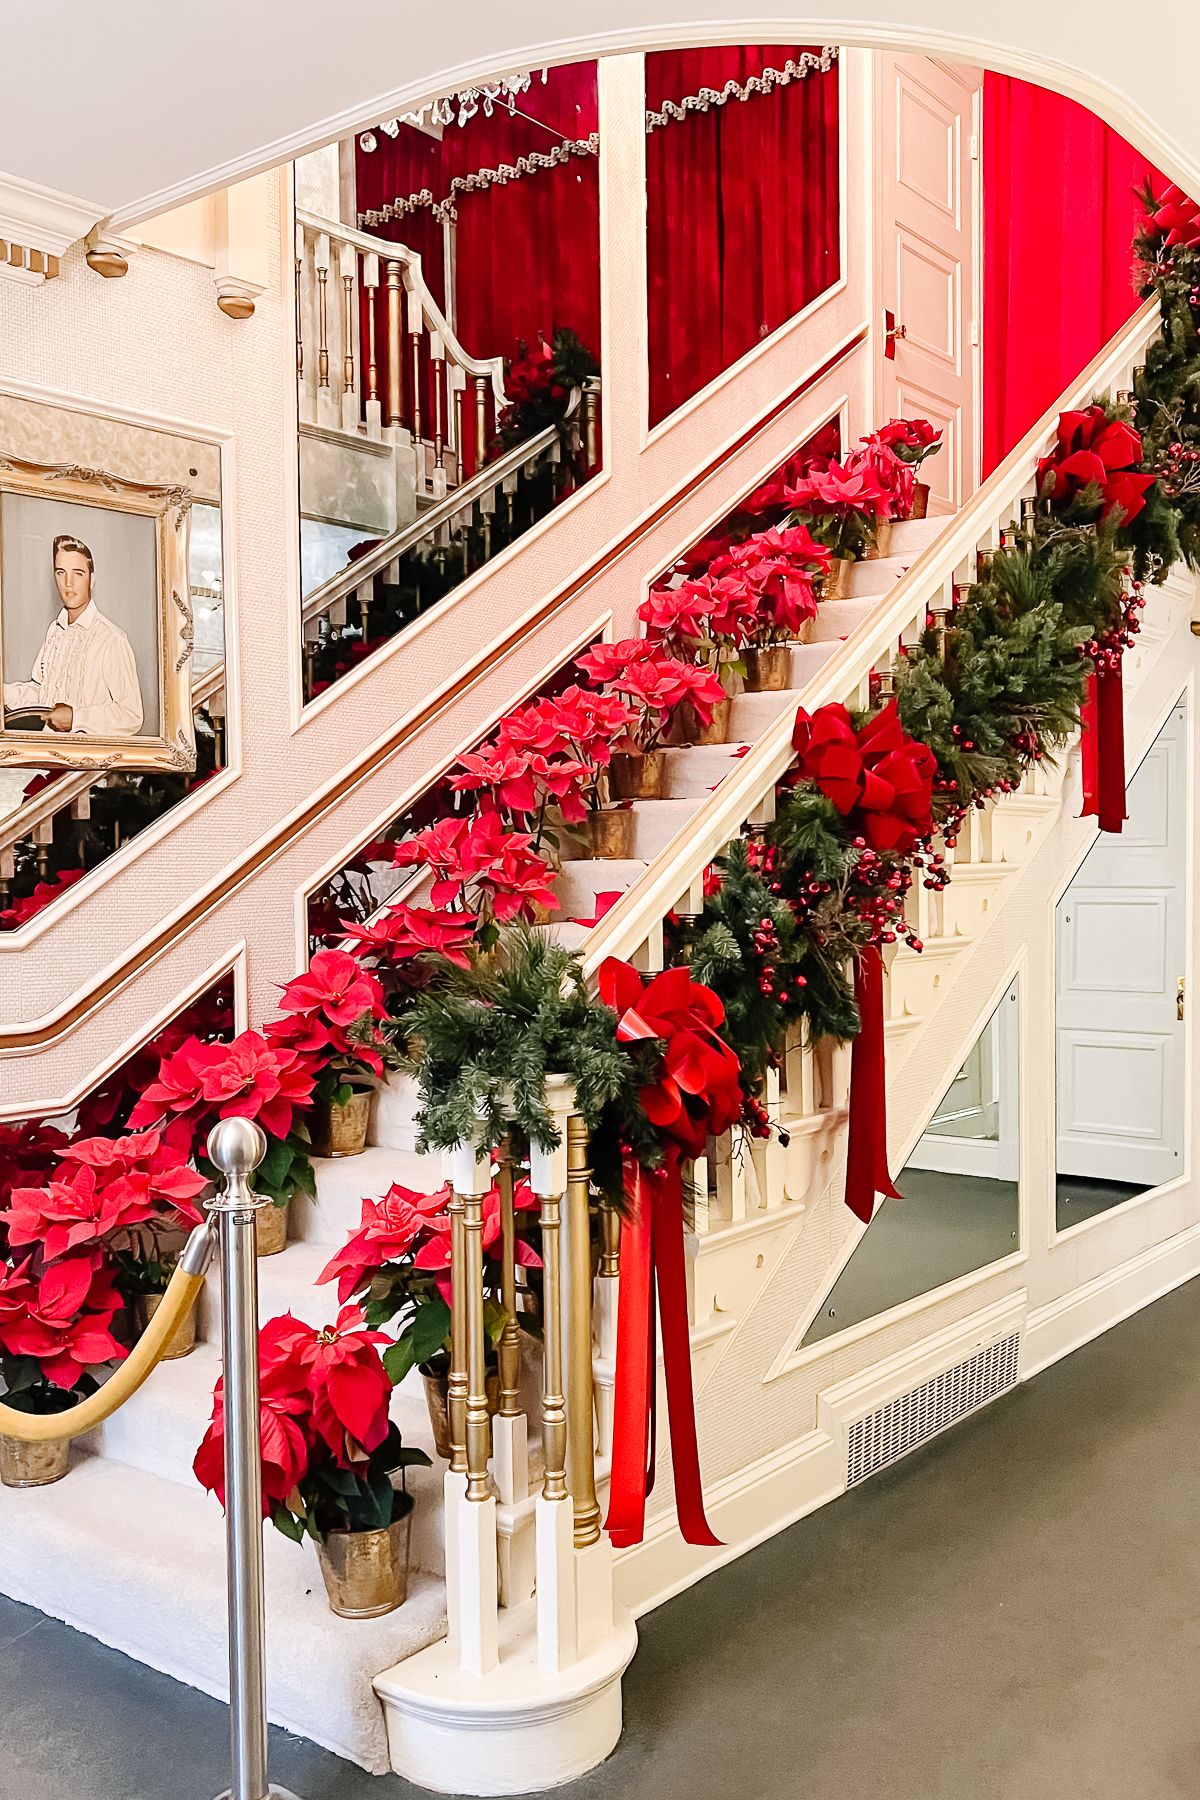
[448,1186,468,1475]
[316,249,330,390]
[463,1191,492,1502]
[453,383,465,485]
[540,1185,568,1503]
[473,374,489,472]
[341,265,356,395]
[384,259,403,427]
[583,376,601,474]
[497,1144,522,1419]
[565,1114,601,1548]
[363,255,379,406]
[433,354,445,470]
[410,332,423,444]
[599,1200,621,1279]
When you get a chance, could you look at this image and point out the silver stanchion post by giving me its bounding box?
[207,1119,304,1800]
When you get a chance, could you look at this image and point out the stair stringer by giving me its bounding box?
[611,566,1198,1616]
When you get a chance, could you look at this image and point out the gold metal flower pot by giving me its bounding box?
[134,1290,197,1360]
[317,1512,412,1619]
[422,1368,501,1461]
[0,1435,71,1489]
[310,1088,372,1159]
[863,520,893,560]
[587,807,637,860]
[608,749,666,801]
[254,1198,290,1258]
[676,695,733,746]
[742,644,795,692]
[910,481,931,519]
[819,558,852,600]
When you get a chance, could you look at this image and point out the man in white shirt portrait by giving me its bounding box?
[3,534,144,736]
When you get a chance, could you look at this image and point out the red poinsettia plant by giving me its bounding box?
[194,1306,430,1541]
[129,1026,319,1208]
[0,1125,203,1416]
[270,948,398,1105]
[707,524,830,646]
[784,454,893,561]
[575,640,727,750]
[6,1127,208,1302]
[639,572,760,684]
[1036,404,1156,527]
[318,1175,542,1388]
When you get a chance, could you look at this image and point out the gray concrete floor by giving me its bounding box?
[3,1273,1200,1800]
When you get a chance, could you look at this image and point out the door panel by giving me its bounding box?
[877,53,981,510]
[1055,702,1188,1188]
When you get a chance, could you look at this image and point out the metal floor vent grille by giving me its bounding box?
[846,1331,1021,1487]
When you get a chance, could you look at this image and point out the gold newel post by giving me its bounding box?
[447,1187,468,1476]
[566,1114,601,1548]
[497,1145,523,1420]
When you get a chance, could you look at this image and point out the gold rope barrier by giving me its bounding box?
[0,1223,214,1443]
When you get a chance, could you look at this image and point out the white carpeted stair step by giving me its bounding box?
[728,685,810,741]
[198,1238,354,1340]
[85,1345,444,1562]
[293,1145,444,1247]
[812,594,884,642]
[627,796,704,859]
[554,856,647,919]
[661,743,750,797]
[0,1455,445,1772]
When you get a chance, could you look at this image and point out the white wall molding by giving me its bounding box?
[0,172,103,284]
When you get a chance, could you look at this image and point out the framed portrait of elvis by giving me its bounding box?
[0,455,196,773]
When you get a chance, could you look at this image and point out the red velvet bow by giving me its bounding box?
[791,700,936,854]
[598,958,739,1551]
[1036,406,1156,526]
[597,959,743,1159]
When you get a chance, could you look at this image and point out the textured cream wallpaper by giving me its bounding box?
[0,392,221,502]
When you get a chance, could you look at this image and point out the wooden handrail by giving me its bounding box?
[579,298,1162,978]
[0,664,227,860]
[0,325,868,1050]
[296,208,507,403]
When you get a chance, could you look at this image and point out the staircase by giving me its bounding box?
[2,299,1195,1787]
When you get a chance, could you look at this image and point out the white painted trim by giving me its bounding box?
[613,1427,844,1618]
[0,171,106,270]
[1023,1219,1200,1378]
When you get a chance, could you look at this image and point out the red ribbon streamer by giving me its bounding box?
[845,946,902,1224]
[1080,660,1127,834]
[606,1158,721,1550]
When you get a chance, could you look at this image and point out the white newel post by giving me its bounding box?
[373,1080,637,1795]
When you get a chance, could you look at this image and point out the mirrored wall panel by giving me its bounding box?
[1055,697,1187,1230]
[803,980,1020,1345]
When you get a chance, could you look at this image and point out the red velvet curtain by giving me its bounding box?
[645,47,840,426]
[982,74,1164,474]
[355,65,600,362]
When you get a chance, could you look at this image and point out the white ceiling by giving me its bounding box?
[5,1,1200,230]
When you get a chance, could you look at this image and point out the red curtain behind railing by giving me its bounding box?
[982,73,1164,474]
[355,64,601,360]
[645,47,840,427]
[355,51,841,428]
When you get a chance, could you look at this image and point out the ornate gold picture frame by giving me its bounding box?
[0,455,195,772]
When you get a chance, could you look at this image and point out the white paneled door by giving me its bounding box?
[876,54,982,512]
[1056,701,1188,1187]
